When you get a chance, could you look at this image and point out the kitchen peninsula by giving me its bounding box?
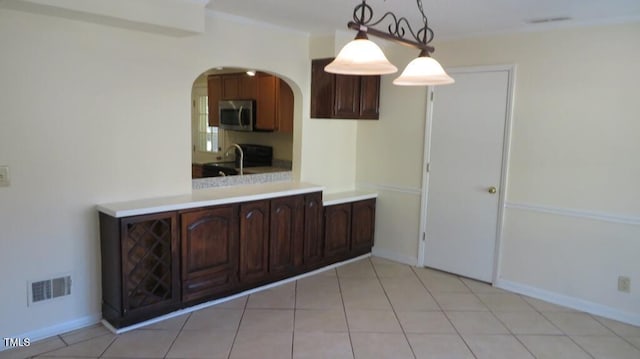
[97,182,377,330]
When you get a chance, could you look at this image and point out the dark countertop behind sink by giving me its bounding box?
[202,162,237,177]
[242,166,290,174]
[196,161,290,177]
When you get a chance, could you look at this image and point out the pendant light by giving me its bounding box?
[327,0,454,86]
[324,31,397,75]
[393,50,454,86]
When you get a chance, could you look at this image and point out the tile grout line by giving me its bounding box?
[335,268,357,359]
[371,259,417,359]
[464,276,595,359]
[411,265,479,359]
[28,328,114,358]
[57,334,69,347]
[536,310,598,359]
[161,312,192,359]
[414,265,601,359]
[96,334,117,359]
[290,280,297,359]
[482,296,551,359]
[226,296,250,359]
[591,314,640,351]
[472,289,545,358]
[529,299,598,359]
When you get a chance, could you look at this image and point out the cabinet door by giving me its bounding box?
[181,206,239,303]
[240,75,257,99]
[334,74,361,118]
[256,74,277,130]
[270,195,304,275]
[120,212,180,320]
[359,76,380,119]
[222,74,257,100]
[207,76,222,127]
[310,58,335,118]
[239,200,270,284]
[323,203,351,263]
[351,199,376,255]
[222,76,241,99]
[277,79,294,133]
[303,192,324,267]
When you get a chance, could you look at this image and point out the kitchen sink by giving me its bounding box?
[202,163,238,177]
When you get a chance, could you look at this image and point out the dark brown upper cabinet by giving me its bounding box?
[310,58,380,120]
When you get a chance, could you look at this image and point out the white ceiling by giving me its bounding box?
[206,0,640,39]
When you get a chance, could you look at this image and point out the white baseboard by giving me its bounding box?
[495,279,640,327]
[1,313,101,352]
[371,247,417,266]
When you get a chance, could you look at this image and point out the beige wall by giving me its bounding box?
[356,43,429,264]
[1,2,638,341]
[357,22,640,322]
[0,7,326,339]
[436,23,640,322]
[4,0,207,34]
[303,34,359,193]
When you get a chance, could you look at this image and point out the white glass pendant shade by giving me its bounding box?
[393,56,454,86]
[325,37,398,75]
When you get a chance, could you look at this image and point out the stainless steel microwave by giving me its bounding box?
[219,100,255,131]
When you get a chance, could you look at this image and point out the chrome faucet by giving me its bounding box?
[224,143,243,175]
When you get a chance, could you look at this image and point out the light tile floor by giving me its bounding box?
[2,257,640,359]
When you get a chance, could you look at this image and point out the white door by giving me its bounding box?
[422,67,513,282]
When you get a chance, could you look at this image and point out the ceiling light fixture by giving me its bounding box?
[325,0,454,86]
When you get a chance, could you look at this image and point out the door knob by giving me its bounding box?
[488,186,497,194]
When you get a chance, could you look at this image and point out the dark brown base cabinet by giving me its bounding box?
[269,195,305,277]
[181,206,239,304]
[302,192,324,269]
[239,200,270,285]
[350,199,377,256]
[99,192,375,328]
[99,212,181,328]
[323,199,376,264]
[324,203,352,260]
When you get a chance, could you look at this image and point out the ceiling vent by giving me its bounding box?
[527,16,572,24]
[28,275,72,305]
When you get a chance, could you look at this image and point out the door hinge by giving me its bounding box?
[430,91,434,101]
[426,163,430,173]
[422,232,426,241]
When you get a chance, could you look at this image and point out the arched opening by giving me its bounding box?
[191,67,294,179]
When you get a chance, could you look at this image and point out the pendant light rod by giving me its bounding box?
[347,0,436,54]
[347,21,434,54]
[327,0,454,85]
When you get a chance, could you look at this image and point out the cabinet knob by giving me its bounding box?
[488,186,497,194]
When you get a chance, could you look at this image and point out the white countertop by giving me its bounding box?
[98,182,324,218]
[323,191,378,206]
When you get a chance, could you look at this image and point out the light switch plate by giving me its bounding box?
[0,166,9,187]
